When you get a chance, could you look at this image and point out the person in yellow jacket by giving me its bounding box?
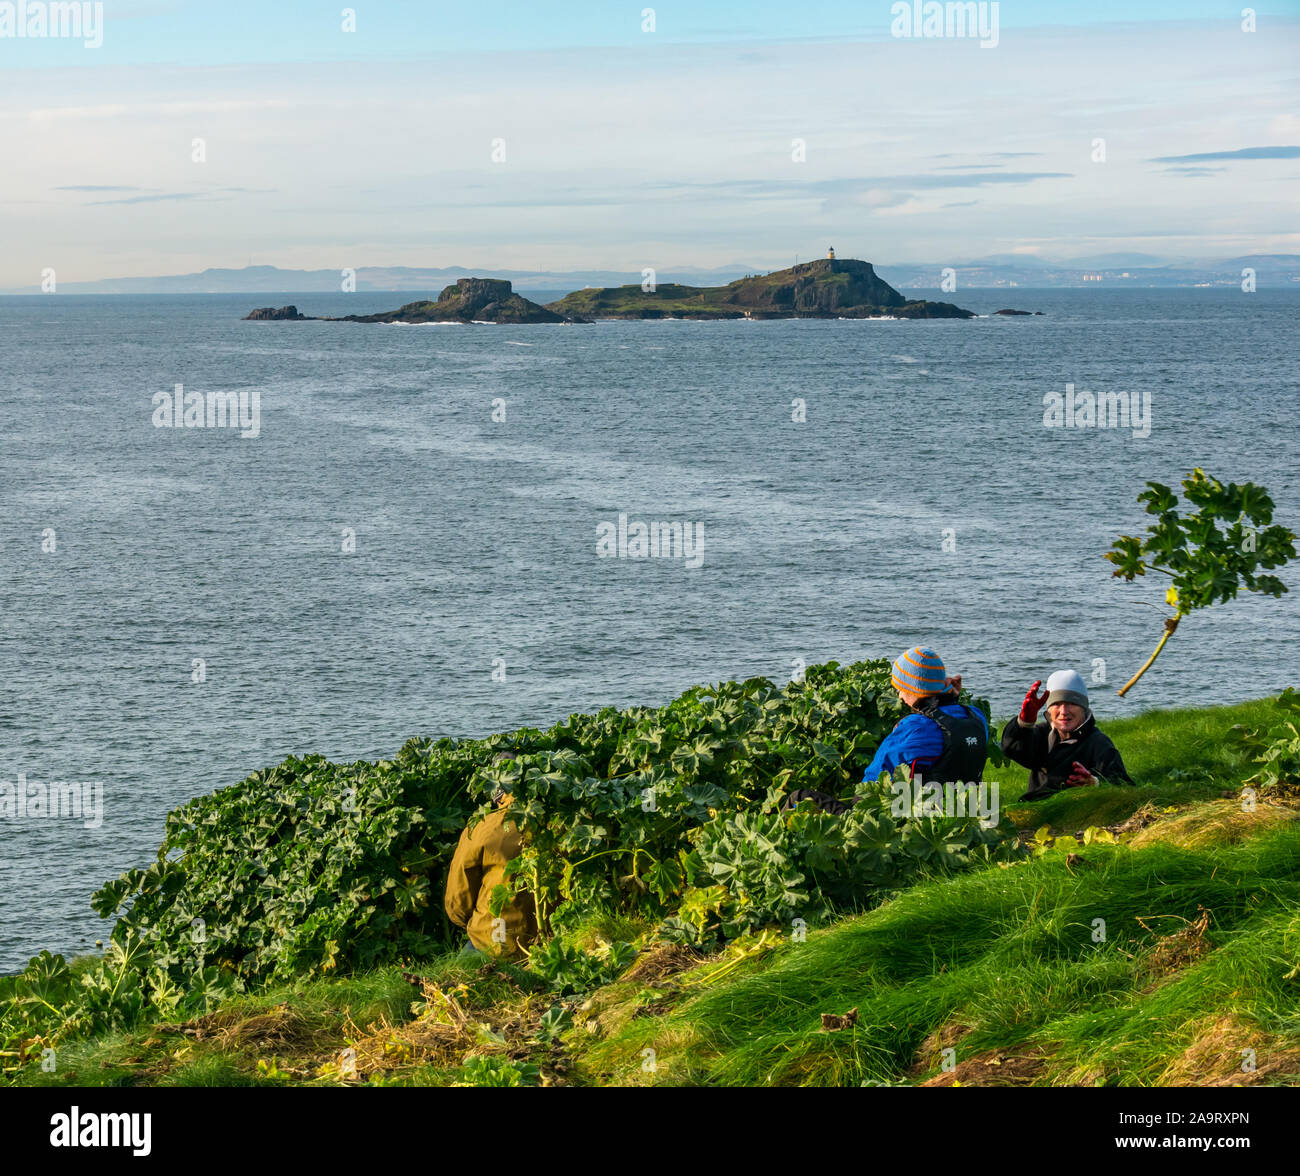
[444,759,538,958]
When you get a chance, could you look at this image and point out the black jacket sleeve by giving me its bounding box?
[1000,718,1045,770]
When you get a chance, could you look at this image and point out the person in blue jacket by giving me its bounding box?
[861,646,988,786]
[783,647,988,816]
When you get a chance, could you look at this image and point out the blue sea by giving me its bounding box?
[2,287,1297,971]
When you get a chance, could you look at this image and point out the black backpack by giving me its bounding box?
[913,698,988,785]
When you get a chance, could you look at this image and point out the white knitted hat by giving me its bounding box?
[1045,670,1088,709]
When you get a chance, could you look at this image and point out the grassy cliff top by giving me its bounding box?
[11,696,1298,1088]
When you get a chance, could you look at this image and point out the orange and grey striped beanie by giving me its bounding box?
[890,647,948,696]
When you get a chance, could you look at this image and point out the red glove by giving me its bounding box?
[1019,680,1048,724]
[1065,762,1095,788]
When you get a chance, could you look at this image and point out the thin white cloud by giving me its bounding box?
[1,21,1297,283]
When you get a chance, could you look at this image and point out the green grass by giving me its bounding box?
[7,696,1295,1088]
[543,285,749,319]
[575,825,1300,1085]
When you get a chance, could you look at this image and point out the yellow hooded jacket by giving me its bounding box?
[443,799,537,957]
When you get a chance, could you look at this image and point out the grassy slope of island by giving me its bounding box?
[7,695,1298,1088]
[543,257,975,320]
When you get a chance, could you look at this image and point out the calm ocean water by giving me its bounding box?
[2,287,1297,971]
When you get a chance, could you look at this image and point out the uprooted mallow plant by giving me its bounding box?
[1106,469,1295,696]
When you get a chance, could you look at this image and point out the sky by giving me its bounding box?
[1,0,1298,284]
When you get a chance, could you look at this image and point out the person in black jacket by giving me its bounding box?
[1001,670,1133,801]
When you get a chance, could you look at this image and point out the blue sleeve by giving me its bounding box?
[862,715,946,781]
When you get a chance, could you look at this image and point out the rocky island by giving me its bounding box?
[545,258,973,320]
[244,258,987,324]
[245,305,308,320]
[244,278,588,325]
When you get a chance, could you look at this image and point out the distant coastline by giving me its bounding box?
[6,254,1299,297]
